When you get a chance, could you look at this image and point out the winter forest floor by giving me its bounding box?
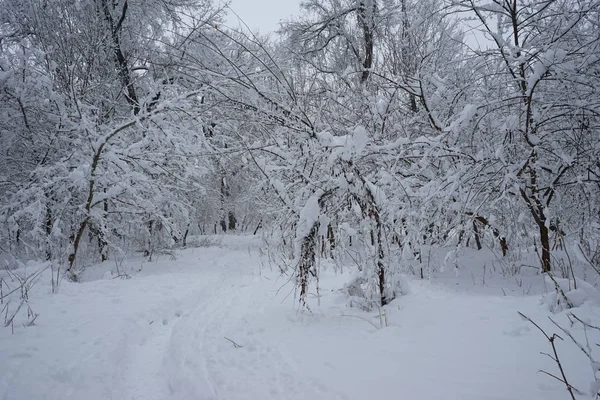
[1,235,598,400]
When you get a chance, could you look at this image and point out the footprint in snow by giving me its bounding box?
[503,324,530,337]
[159,310,183,325]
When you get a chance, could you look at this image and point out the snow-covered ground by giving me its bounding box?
[1,236,598,400]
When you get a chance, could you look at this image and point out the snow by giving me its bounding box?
[0,237,597,400]
[446,104,478,134]
[296,191,321,239]
[317,126,370,164]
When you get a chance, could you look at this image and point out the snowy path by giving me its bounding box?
[0,241,595,400]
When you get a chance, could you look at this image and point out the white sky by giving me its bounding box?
[225,0,302,33]
[223,1,488,49]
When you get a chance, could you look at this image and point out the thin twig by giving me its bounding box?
[518,311,550,340]
[570,313,600,331]
[340,313,379,329]
[577,243,600,276]
[545,272,574,309]
[518,312,579,400]
[24,313,38,327]
[224,336,243,348]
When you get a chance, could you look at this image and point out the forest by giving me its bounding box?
[1,0,599,399]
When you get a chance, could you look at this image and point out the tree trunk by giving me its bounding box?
[228,211,237,231]
[357,1,376,83]
[99,198,108,261]
[99,0,139,114]
[519,187,551,272]
[67,218,89,280]
[45,202,53,260]
[327,223,335,257]
[466,213,508,256]
[182,224,189,248]
[253,220,262,235]
[219,171,228,233]
[472,220,482,250]
[375,217,387,306]
[298,222,319,308]
[539,223,551,273]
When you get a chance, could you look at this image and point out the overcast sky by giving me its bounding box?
[224,1,487,48]
[226,0,302,32]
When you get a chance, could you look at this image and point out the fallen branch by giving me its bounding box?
[224,336,243,348]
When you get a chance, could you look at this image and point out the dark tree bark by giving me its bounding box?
[520,186,551,272]
[98,0,139,114]
[253,220,262,235]
[100,197,108,261]
[472,220,482,250]
[182,224,189,248]
[45,201,52,260]
[228,211,237,231]
[327,223,335,256]
[298,222,319,309]
[357,1,376,83]
[67,119,138,277]
[466,213,508,256]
